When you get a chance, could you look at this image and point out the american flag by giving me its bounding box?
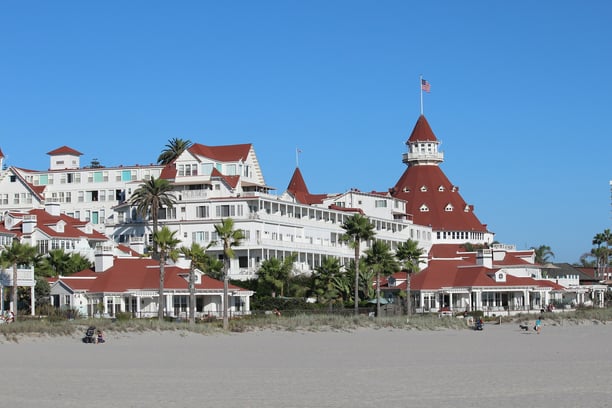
[421,78,431,93]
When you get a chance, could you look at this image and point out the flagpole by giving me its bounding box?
[419,74,424,115]
[296,147,300,168]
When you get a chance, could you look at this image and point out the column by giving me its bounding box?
[30,286,35,315]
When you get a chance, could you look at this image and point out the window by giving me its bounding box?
[216,205,235,217]
[419,204,429,212]
[13,193,19,204]
[445,204,453,212]
[375,200,387,208]
[239,256,248,268]
[196,206,209,218]
[9,175,16,182]
[226,164,237,175]
[201,163,213,175]
[420,185,427,192]
[334,201,345,207]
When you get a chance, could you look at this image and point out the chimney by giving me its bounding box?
[476,249,493,269]
[22,215,37,234]
[94,244,114,272]
[45,200,61,216]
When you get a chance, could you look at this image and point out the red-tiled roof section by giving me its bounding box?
[60,258,247,293]
[28,209,108,240]
[392,165,488,232]
[407,115,438,143]
[287,167,327,205]
[211,168,240,189]
[47,146,83,156]
[189,143,252,162]
[159,164,178,180]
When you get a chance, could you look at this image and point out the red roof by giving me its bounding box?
[211,168,240,189]
[411,259,564,291]
[392,164,488,232]
[407,115,438,143]
[47,146,83,156]
[189,143,252,162]
[286,167,328,205]
[55,257,248,294]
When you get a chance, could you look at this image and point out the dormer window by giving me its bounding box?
[445,204,453,212]
[403,187,410,193]
[420,185,428,192]
[451,186,458,192]
[438,185,445,192]
[419,204,429,212]
[464,205,470,212]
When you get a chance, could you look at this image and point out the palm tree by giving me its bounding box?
[180,242,209,326]
[592,229,612,279]
[157,138,193,165]
[364,240,400,318]
[312,257,343,308]
[42,249,71,277]
[214,218,244,330]
[153,226,181,322]
[395,239,425,315]
[257,254,297,298]
[130,177,176,255]
[530,245,555,265]
[341,213,376,315]
[0,240,37,321]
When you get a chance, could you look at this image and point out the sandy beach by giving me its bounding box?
[2,322,611,408]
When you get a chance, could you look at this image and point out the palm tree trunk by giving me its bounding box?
[354,243,360,316]
[223,274,229,330]
[376,270,380,318]
[12,263,18,322]
[189,268,196,326]
[406,272,411,316]
[158,262,165,322]
[222,255,230,330]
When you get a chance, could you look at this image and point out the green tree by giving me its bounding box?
[257,254,297,298]
[530,245,555,265]
[44,249,70,277]
[592,229,612,279]
[180,242,210,326]
[130,177,176,255]
[341,213,376,315]
[0,240,38,320]
[153,226,181,322]
[214,218,244,330]
[157,138,193,165]
[395,239,425,315]
[364,240,400,317]
[312,257,343,308]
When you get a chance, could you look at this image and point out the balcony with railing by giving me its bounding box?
[0,267,35,287]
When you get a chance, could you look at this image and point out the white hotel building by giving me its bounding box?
[0,143,433,280]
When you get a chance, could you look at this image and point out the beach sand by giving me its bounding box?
[2,321,611,407]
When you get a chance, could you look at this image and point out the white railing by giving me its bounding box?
[0,268,35,286]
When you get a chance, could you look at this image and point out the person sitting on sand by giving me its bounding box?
[95,329,106,344]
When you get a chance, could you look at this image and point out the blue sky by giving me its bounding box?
[1,1,611,263]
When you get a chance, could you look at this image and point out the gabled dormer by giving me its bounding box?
[47,146,82,170]
[53,219,67,233]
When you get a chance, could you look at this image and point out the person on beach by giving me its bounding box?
[534,317,542,334]
[95,329,106,344]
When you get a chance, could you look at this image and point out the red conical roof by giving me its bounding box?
[407,115,438,143]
